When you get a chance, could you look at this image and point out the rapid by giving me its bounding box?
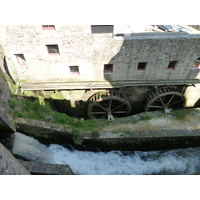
[12,132,200,175]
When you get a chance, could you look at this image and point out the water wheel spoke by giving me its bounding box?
[97,104,107,112]
[157,95,165,106]
[166,94,176,106]
[112,111,129,114]
[90,111,107,115]
[168,99,184,107]
[111,102,126,112]
[108,98,112,110]
[149,105,164,108]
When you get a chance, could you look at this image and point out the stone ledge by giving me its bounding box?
[19,160,74,175]
[0,143,30,175]
[0,105,16,132]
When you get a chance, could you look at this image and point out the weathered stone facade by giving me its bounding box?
[0,25,200,115]
[0,25,199,84]
[0,143,30,175]
[0,42,16,131]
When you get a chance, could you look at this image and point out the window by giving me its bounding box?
[104,64,113,74]
[137,62,147,71]
[167,61,177,70]
[193,57,200,68]
[91,25,114,34]
[15,54,27,65]
[46,45,60,55]
[69,66,79,74]
[42,25,55,30]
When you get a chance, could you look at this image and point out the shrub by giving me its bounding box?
[51,112,73,125]
[13,110,26,118]
[139,115,152,121]
[90,130,100,139]
[8,98,18,109]
[72,128,83,145]
[21,99,54,120]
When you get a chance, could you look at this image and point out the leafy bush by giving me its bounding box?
[22,99,53,120]
[8,98,18,109]
[51,112,74,125]
[72,128,83,145]
[139,115,152,121]
[18,98,105,132]
[90,130,100,139]
[13,110,26,118]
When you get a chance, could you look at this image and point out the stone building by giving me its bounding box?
[0,25,200,119]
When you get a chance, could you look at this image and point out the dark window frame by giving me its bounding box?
[46,44,60,55]
[91,25,114,34]
[167,61,178,70]
[137,62,147,71]
[69,66,79,75]
[104,64,113,74]
[15,54,27,65]
[42,25,55,30]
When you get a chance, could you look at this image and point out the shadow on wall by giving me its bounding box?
[2,30,200,120]
[194,98,200,107]
[103,32,200,116]
[54,32,200,119]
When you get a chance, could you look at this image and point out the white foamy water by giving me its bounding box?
[48,144,200,175]
[13,132,200,175]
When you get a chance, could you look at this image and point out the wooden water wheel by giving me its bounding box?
[144,86,186,112]
[87,91,131,121]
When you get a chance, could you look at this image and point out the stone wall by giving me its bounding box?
[0,25,199,84]
[19,160,74,175]
[0,143,30,175]
[0,43,16,131]
[0,25,200,110]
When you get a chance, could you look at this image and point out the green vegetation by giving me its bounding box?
[51,92,65,100]
[72,128,83,145]
[8,98,18,109]
[10,97,106,133]
[120,130,135,138]
[3,72,19,95]
[139,115,152,121]
[90,130,100,139]
[172,109,186,119]
[13,110,26,118]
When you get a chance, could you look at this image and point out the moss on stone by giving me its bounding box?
[51,92,65,100]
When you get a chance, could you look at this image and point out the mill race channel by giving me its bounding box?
[10,132,200,175]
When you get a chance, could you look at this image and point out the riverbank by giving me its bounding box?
[14,108,200,151]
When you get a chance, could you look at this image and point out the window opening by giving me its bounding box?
[46,45,60,55]
[104,64,113,74]
[137,62,147,71]
[42,25,55,30]
[193,57,200,68]
[167,61,177,70]
[91,25,114,34]
[15,54,27,65]
[69,66,79,74]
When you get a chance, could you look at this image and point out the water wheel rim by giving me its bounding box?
[145,91,186,112]
[88,94,131,119]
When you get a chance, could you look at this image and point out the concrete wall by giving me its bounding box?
[0,143,30,175]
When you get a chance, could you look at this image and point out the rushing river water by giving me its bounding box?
[12,132,200,175]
